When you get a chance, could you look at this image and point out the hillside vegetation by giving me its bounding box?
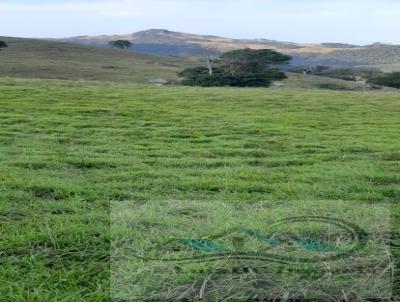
[0,77,398,300]
[0,37,184,83]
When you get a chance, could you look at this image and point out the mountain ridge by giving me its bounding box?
[56,29,400,70]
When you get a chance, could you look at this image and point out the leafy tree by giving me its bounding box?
[0,41,8,51]
[179,49,291,87]
[219,49,291,76]
[367,72,400,89]
[109,40,132,50]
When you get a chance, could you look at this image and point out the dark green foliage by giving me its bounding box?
[109,40,132,50]
[178,67,286,87]
[178,67,225,87]
[219,48,291,75]
[355,68,384,80]
[317,83,353,90]
[323,67,383,81]
[0,40,8,51]
[323,68,358,81]
[179,49,290,87]
[291,65,384,82]
[222,48,292,64]
[367,72,400,89]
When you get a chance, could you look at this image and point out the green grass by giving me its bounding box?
[282,72,374,91]
[0,37,185,83]
[0,77,399,301]
[113,199,391,301]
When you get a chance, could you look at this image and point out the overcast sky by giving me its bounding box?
[1,0,400,44]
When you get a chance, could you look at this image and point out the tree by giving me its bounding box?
[0,41,8,51]
[367,72,400,89]
[109,40,132,50]
[219,49,291,76]
[178,49,291,87]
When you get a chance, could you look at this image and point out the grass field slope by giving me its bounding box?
[0,77,398,300]
[0,37,184,83]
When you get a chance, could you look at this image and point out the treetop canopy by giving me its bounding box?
[0,41,8,50]
[178,48,292,87]
[109,40,132,50]
[219,48,291,66]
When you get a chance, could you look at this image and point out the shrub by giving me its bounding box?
[367,72,400,89]
[290,66,383,82]
[109,40,132,50]
[0,41,8,51]
[317,83,351,91]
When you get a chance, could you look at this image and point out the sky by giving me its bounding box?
[1,0,400,45]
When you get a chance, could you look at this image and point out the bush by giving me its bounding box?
[178,67,286,87]
[323,68,357,81]
[0,41,8,51]
[367,72,400,89]
[179,67,226,87]
[317,83,351,91]
[290,66,383,82]
[109,40,132,50]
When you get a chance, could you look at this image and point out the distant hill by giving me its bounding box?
[58,29,400,70]
[291,44,400,67]
[57,29,303,57]
[0,36,185,83]
[320,43,358,49]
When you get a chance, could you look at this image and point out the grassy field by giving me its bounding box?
[0,77,399,301]
[0,37,184,83]
[281,72,372,91]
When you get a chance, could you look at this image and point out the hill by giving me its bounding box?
[291,44,400,67]
[0,36,185,83]
[0,36,376,90]
[57,29,303,57]
[58,29,400,70]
